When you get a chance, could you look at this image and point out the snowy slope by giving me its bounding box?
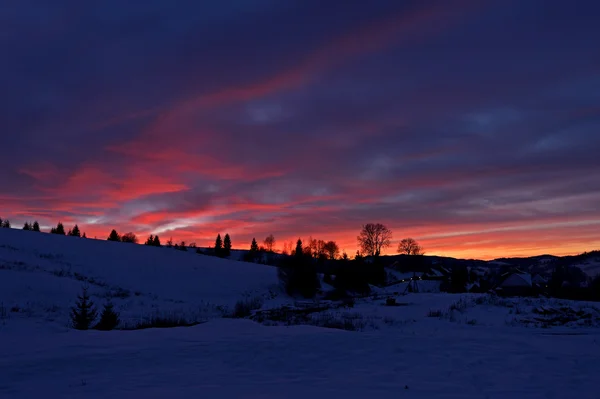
[2,317,600,398]
[0,228,278,328]
[2,228,600,398]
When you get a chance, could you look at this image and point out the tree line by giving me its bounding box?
[1,218,424,260]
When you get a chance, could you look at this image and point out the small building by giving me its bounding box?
[495,270,533,297]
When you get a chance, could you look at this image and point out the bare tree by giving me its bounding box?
[357,223,392,257]
[397,238,424,255]
[264,234,276,252]
[323,240,340,260]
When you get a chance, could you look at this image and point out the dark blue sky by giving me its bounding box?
[2,0,599,258]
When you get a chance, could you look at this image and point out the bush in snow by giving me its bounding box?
[71,287,98,330]
[128,314,200,330]
[231,297,263,318]
[95,303,120,331]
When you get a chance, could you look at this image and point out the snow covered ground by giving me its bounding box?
[2,228,600,398]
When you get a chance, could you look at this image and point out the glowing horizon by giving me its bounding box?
[2,1,599,261]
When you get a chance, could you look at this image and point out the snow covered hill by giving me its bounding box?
[2,227,600,398]
[0,228,279,329]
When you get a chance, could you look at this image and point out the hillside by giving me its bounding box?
[1,227,600,398]
[0,228,279,329]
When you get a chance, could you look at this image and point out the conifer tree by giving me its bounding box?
[145,234,155,245]
[250,237,259,252]
[0,218,2,227]
[215,234,223,256]
[95,302,120,331]
[23,222,31,231]
[153,235,161,247]
[71,287,98,330]
[295,238,303,258]
[82,232,87,238]
[223,234,232,257]
[2,219,11,228]
[52,222,65,235]
[107,229,121,242]
[70,224,81,237]
[32,221,40,232]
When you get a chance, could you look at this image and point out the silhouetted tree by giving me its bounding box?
[69,224,81,237]
[215,234,223,256]
[263,234,276,252]
[95,302,120,331]
[2,219,11,228]
[51,222,65,235]
[23,222,31,231]
[294,238,303,257]
[323,240,340,260]
[32,221,40,232]
[397,238,424,255]
[250,238,259,252]
[223,234,232,256]
[153,235,161,247]
[341,251,349,261]
[121,232,138,243]
[145,235,155,245]
[166,237,173,248]
[82,232,87,238]
[278,239,320,298]
[107,229,121,242]
[357,223,392,257]
[178,241,187,251]
[354,250,363,261]
[71,286,97,330]
[0,218,2,227]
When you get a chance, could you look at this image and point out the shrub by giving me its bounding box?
[71,287,98,330]
[121,232,138,243]
[95,303,120,330]
[231,297,263,318]
[129,314,200,330]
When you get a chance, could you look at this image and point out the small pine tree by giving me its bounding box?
[95,302,120,331]
[153,235,161,247]
[294,239,303,258]
[82,232,87,238]
[107,229,121,242]
[250,238,259,252]
[2,219,11,228]
[32,221,40,232]
[23,222,31,230]
[0,218,2,226]
[215,234,223,256]
[54,222,65,235]
[145,235,154,245]
[71,287,98,330]
[223,234,232,257]
[70,224,81,237]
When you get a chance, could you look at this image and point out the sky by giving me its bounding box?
[1,0,599,260]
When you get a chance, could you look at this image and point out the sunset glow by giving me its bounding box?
[2,1,599,260]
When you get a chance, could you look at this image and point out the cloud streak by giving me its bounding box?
[1,0,599,259]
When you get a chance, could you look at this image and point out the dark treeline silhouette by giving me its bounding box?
[4,217,598,302]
